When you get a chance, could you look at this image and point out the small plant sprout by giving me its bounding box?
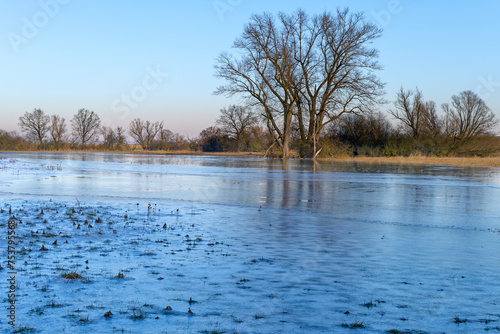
[363,300,375,308]
[78,316,91,323]
[131,307,144,320]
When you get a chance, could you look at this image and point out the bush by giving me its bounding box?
[202,136,236,152]
[317,139,354,158]
[0,130,33,151]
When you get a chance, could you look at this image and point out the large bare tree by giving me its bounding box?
[71,109,101,146]
[442,90,498,148]
[18,108,50,145]
[49,115,66,149]
[129,118,162,150]
[215,8,384,158]
[216,105,257,150]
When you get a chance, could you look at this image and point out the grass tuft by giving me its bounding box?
[342,321,365,329]
[61,271,83,280]
[363,300,375,308]
[78,316,91,323]
[13,326,36,333]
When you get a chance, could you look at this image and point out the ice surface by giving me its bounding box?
[1,152,500,333]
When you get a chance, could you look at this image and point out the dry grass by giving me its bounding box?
[7,148,264,157]
[5,147,500,166]
[161,150,264,157]
[331,155,500,167]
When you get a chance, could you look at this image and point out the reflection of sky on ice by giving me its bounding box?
[2,152,499,230]
[1,152,500,333]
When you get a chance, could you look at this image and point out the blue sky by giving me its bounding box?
[1,1,499,137]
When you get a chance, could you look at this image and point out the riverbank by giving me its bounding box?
[2,149,500,167]
[332,155,500,167]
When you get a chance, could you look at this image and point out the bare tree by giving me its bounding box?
[215,8,384,158]
[421,100,441,138]
[389,87,442,139]
[101,126,117,150]
[442,90,498,148]
[129,118,162,150]
[389,87,421,138]
[18,108,50,145]
[172,133,187,150]
[389,87,423,138]
[129,119,146,149]
[158,126,174,150]
[216,105,257,150]
[49,115,66,149]
[71,109,101,146]
[115,126,126,148]
[215,11,296,158]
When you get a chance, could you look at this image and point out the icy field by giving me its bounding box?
[1,152,500,333]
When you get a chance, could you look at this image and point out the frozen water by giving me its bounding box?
[1,152,500,333]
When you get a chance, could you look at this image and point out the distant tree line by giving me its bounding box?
[1,86,498,157]
[1,8,498,157]
[2,108,191,152]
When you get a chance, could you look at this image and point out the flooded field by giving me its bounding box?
[1,152,500,333]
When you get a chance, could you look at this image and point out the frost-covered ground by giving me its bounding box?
[1,153,500,333]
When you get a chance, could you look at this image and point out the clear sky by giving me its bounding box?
[1,1,499,137]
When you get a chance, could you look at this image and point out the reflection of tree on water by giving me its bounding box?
[280,159,290,208]
[282,158,289,171]
[261,159,327,211]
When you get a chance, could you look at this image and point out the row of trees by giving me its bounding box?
[214,8,498,158]
[18,108,103,149]
[198,88,498,157]
[8,65,500,156]
[15,108,190,151]
[128,118,188,151]
[7,86,499,156]
[389,88,497,151]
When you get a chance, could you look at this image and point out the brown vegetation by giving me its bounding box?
[333,155,500,167]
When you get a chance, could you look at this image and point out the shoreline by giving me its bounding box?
[2,149,500,167]
[329,155,500,168]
